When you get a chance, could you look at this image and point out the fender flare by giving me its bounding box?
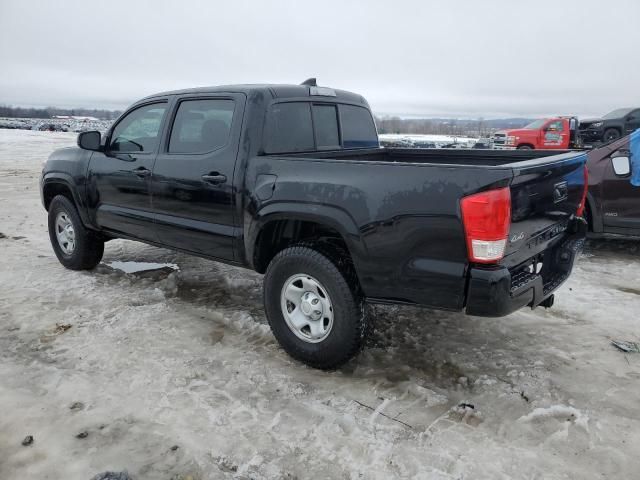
[41,173,92,227]
[585,191,603,232]
[244,201,366,271]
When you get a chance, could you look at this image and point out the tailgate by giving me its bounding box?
[502,151,587,268]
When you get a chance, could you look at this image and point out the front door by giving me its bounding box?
[601,132,640,234]
[542,119,568,149]
[151,94,245,260]
[624,109,640,136]
[86,101,168,241]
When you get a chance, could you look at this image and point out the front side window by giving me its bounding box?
[339,105,378,148]
[265,102,314,153]
[169,99,235,154]
[547,120,563,131]
[110,103,167,152]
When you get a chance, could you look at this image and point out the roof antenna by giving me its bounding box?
[300,78,317,86]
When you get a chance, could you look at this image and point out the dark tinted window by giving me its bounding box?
[265,103,314,153]
[312,104,340,148]
[110,103,166,152]
[169,99,235,154]
[340,105,378,148]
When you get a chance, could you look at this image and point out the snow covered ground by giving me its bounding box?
[1,129,639,479]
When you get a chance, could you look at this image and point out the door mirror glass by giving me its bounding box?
[77,131,101,151]
[612,156,631,176]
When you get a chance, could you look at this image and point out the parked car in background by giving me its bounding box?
[580,108,640,145]
[473,137,492,149]
[40,81,588,369]
[584,129,640,237]
[493,116,580,150]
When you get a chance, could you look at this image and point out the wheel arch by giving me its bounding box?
[42,174,92,227]
[246,203,365,276]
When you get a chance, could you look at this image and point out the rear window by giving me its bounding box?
[265,101,378,153]
[340,105,378,148]
[265,103,314,153]
[312,104,340,149]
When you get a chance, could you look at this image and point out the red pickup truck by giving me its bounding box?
[493,117,581,150]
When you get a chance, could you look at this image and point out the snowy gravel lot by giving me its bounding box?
[1,129,639,479]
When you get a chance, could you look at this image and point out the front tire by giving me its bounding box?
[603,128,620,143]
[48,195,104,270]
[517,144,533,150]
[263,245,366,369]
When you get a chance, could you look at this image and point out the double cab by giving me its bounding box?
[41,81,588,368]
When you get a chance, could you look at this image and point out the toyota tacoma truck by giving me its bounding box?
[493,116,581,150]
[41,81,588,369]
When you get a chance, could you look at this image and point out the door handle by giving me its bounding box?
[134,166,151,177]
[202,173,227,184]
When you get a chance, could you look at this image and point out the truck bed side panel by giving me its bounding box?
[246,157,513,310]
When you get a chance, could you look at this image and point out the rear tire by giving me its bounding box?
[603,128,620,143]
[48,195,104,270]
[263,245,366,369]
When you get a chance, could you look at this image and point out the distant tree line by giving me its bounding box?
[0,105,122,120]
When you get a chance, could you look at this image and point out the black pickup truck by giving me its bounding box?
[41,82,588,368]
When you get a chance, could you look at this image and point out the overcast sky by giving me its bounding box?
[1,0,638,119]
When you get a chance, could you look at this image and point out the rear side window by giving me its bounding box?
[265,103,314,153]
[169,99,235,154]
[312,104,340,149]
[340,105,378,148]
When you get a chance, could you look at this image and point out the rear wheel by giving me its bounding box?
[48,195,104,270]
[263,245,366,369]
[603,128,620,143]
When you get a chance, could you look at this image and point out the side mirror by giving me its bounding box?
[78,131,102,151]
[611,156,631,176]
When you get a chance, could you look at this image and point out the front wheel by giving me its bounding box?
[263,245,366,369]
[517,145,533,150]
[48,195,104,270]
[603,128,620,143]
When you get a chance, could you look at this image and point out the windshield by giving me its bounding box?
[603,108,634,119]
[523,119,546,129]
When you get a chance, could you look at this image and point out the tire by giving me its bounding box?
[603,128,620,143]
[48,195,104,270]
[263,245,366,369]
[517,145,533,150]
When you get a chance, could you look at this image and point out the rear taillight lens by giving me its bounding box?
[576,165,589,217]
[461,187,511,263]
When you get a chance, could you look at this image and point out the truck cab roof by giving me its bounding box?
[142,83,370,106]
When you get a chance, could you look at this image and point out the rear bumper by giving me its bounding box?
[465,219,586,317]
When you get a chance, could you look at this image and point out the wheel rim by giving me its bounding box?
[605,131,619,142]
[55,211,76,255]
[280,274,334,343]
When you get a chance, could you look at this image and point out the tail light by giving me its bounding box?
[576,165,589,217]
[461,187,511,263]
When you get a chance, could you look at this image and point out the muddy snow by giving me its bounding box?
[1,129,639,479]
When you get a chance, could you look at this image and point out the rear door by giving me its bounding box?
[151,94,245,260]
[501,151,587,268]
